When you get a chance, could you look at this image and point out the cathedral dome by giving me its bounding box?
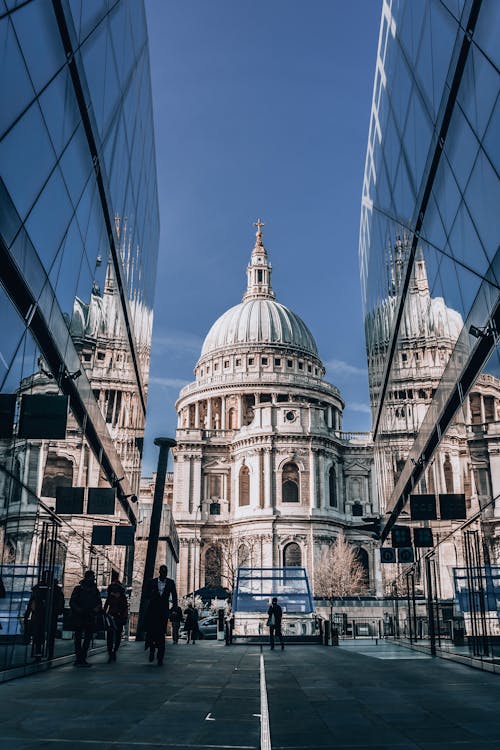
[201,298,318,357]
[200,220,319,359]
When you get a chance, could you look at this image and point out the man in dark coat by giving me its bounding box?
[103,570,129,662]
[25,570,65,661]
[69,570,102,667]
[144,565,177,665]
[267,596,285,650]
[169,603,183,644]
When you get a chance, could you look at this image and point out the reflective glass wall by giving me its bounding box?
[0,0,159,673]
[360,0,500,666]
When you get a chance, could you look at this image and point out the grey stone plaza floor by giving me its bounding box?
[1,639,500,750]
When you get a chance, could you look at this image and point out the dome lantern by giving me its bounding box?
[242,218,275,301]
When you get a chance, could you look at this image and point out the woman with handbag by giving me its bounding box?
[69,570,102,667]
[103,571,129,663]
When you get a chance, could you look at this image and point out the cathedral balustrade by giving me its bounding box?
[178,372,340,398]
[333,430,372,443]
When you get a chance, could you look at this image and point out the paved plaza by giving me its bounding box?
[1,639,500,750]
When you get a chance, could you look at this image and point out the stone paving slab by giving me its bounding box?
[1,639,500,749]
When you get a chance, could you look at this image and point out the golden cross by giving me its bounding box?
[254,217,265,234]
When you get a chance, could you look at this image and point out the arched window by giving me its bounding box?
[329,466,337,507]
[228,408,236,429]
[443,454,454,493]
[239,465,250,506]
[238,543,249,567]
[283,542,301,567]
[205,546,222,587]
[354,547,369,589]
[282,462,299,502]
[10,457,22,504]
[41,455,73,498]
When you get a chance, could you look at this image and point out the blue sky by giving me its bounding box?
[142,0,382,475]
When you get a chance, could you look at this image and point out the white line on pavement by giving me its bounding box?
[260,652,271,750]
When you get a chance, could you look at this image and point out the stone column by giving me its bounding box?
[206,398,212,430]
[195,401,200,428]
[265,448,273,509]
[237,396,243,428]
[318,451,325,509]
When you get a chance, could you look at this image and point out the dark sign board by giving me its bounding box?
[391,525,412,548]
[439,493,466,520]
[55,486,85,515]
[410,494,437,521]
[91,526,112,545]
[414,527,434,547]
[0,394,16,438]
[87,487,116,515]
[18,394,68,439]
[380,548,396,563]
[115,526,135,546]
[398,547,415,564]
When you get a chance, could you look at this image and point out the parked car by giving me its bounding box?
[180,615,218,640]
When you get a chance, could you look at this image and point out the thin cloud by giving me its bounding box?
[152,331,203,355]
[325,359,367,377]
[149,376,190,389]
[348,402,371,414]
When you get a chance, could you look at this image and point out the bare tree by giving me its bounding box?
[210,533,259,593]
[314,534,367,630]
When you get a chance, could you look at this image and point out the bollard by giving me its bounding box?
[324,620,330,645]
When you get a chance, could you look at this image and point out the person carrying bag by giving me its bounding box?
[103,571,129,662]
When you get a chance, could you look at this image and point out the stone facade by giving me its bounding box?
[172,223,379,597]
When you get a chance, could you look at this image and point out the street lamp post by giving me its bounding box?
[135,437,176,641]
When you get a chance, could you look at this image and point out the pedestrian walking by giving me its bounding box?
[183,602,199,644]
[224,605,235,645]
[103,571,128,663]
[267,596,284,650]
[169,603,183,644]
[24,570,65,661]
[144,565,177,665]
[69,570,102,667]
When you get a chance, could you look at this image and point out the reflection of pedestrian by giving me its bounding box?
[183,603,199,644]
[70,570,102,667]
[103,571,128,663]
[169,604,183,644]
[144,565,177,666]
[225,607,234,645]
[267,597,284,650]
[25,571,64,661]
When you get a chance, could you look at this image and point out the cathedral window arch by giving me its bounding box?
[354,547,369,589]
[228,407,237,429]
[41,455,73,498]
[239,465,250,506]
[238,543,250,567]
[205,546,222,587]
[443,454,454,493]
[283,542,301,567]
[282,462,299,502]
[328,465,337,507]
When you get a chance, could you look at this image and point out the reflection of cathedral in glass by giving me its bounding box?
[367,237,500,593]
[0,0,159,671]
[173,223,378,597]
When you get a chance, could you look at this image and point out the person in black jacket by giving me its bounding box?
[169,604,183,644]
[183,603,200,644]
[144,565,177,665]
[267,597,285,650]
[24,570,65,661]
[69,570,102,667]
[103,571,128,663]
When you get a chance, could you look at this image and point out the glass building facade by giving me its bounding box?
[360,0,499,665]
[0,0,159,674]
